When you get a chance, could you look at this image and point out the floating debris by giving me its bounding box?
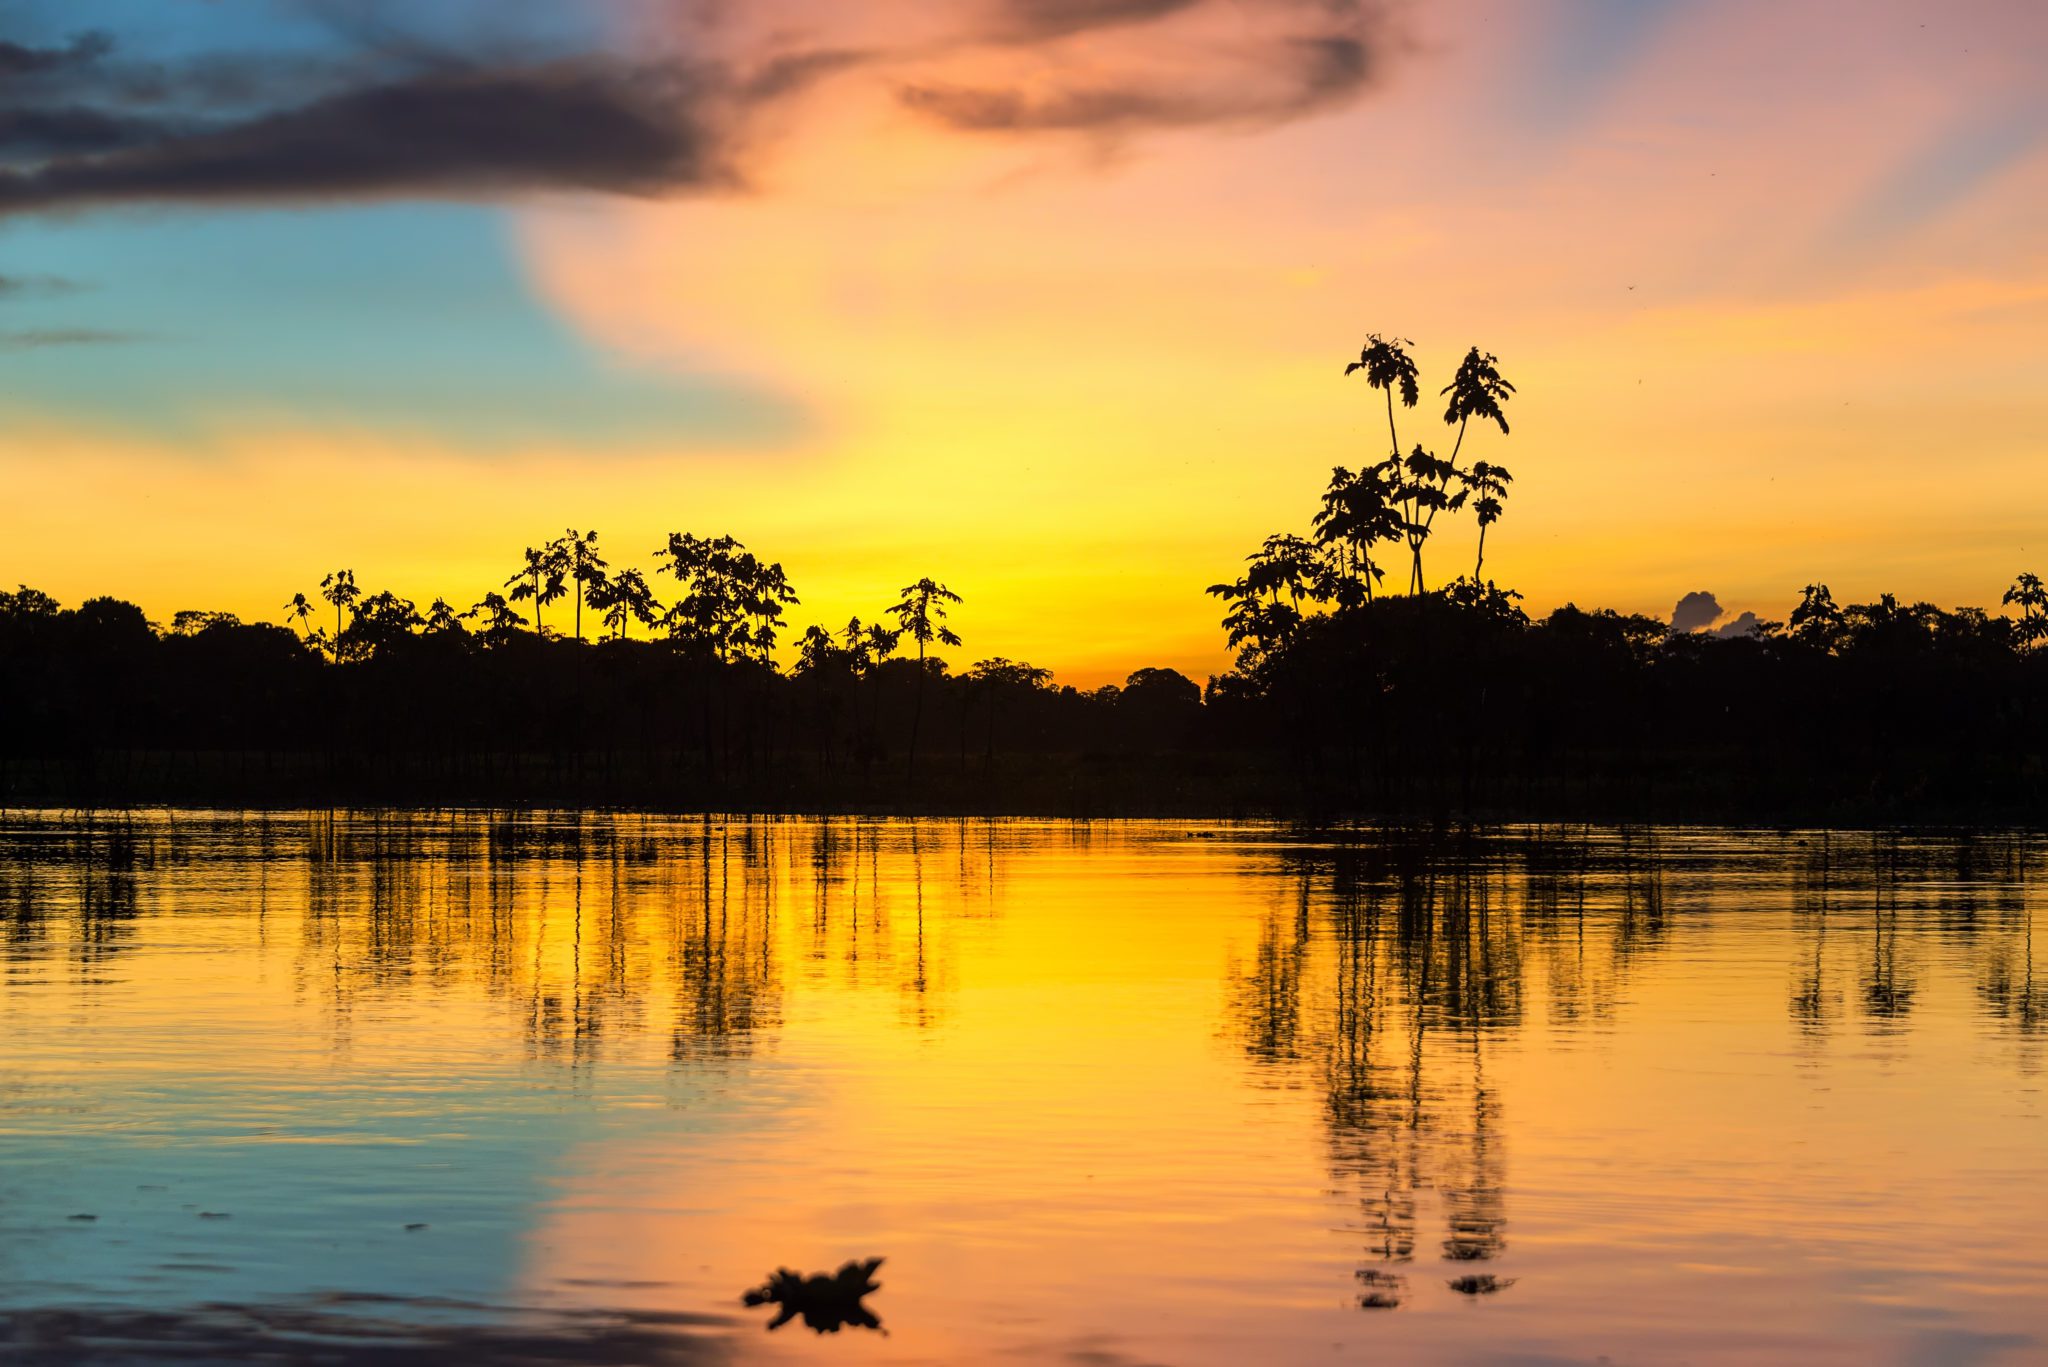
[742,1258,885,1333]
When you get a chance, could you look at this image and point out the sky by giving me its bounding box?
[1,0,2043,683]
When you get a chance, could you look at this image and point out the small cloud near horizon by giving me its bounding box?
[1669,589,1721,633]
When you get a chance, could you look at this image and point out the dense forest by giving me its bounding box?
[3,339,2043,819]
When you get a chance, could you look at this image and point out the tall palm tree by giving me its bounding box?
[889,578,962,780]
[1346,335,1420,463]
[590,567,661,641]
[283,592,317,640]
[1346,337,1424,594]
[556,528,609,642]
[1464,461,1514,581]
[318,570,359,660]
[1440,347,1516,465]
[506,545,568,636]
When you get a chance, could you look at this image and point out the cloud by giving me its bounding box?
[0,1,1399,217]
[0,31,113,77]
[1669,589,1721,633]
[0,327,145,350]
[0,273,86,298]
[993,0,1208,42]
[899,34,1373,134]
[0,62,729,214]
[1713,610,1761,639]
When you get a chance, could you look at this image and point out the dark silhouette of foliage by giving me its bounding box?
[890,577,962,779]
[1341,336,1518,594]
[318,569,358,659]
[588,565,660,641]
[742,1258,884,1334]
[2005,572,2046,650]
[555,528,609,642]
[505,543,568,637]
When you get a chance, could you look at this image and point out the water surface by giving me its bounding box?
[0,814,2042,1364]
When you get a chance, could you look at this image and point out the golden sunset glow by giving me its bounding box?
[3,1,2042,683]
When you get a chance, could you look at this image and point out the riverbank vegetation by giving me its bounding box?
[3,338,2042,819]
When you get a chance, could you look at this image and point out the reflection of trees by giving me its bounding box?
[0,812,997,1065]
[1231,827,1680,1308]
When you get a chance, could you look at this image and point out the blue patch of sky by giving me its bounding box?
[2,0,609,60]
[0,204,806,448]
[1834,97,2048,248]
[1486,0,1699,140]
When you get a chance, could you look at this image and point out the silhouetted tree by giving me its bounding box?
[462,591,527,647]
[1314,465,1401,603]
[653,534,797,664]
[423,597,464,635]
[555,528,608,642]
[889,578,962,779]
[589,567,660,641]
[319,570,359,660]
[2006,572,2046,650]
[1788,583,1846,653]
[506,545,568,637]
[284,592,317,642]
[1465,461,1513,581]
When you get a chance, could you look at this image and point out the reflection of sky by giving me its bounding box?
[0,817,2043,1363]
[0,1062,781,1312]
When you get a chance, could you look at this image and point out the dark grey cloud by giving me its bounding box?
[900,34,1373,134]
[0,62,725,214]
[1713,610,1761,640]
[1669,590,1721,634]
[0,30,112,76]
[0,1,1398,217]
[0,104,167,156]
[994,0,1207,41]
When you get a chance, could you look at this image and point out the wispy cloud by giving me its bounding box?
[0,272,87,298]
[0,326,144,349]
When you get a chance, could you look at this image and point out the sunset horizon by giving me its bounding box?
[3,5,2045,1364]
[4,0,2042,685]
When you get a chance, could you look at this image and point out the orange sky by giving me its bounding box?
[1,0,2043,683]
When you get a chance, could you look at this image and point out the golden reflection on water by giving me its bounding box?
[0,814,2043,1365]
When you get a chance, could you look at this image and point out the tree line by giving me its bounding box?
[1,336,2043,817]
[1198,336,2047,819]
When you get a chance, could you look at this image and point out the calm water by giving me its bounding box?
[0,814,2042,1365]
